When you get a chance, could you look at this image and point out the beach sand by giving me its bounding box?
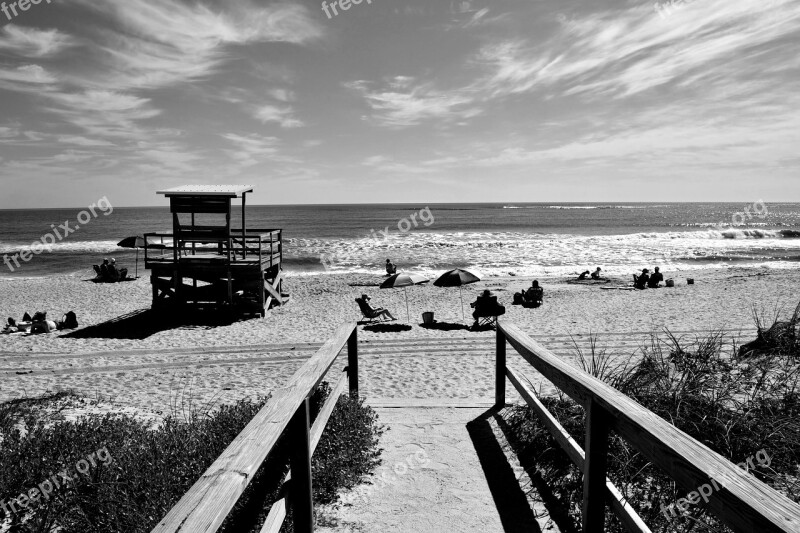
[0,267,795,414]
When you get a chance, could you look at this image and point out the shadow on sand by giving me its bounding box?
[60,309,245,340]
[419,321,470,331]
[467,407,542,532]
[467,407,580,533]
[361,323,413,333]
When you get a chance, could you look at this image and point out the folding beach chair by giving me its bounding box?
[471,295,506,329]
[355,297,395,323]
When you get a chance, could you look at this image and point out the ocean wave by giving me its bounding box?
[503,205,653,210]
[0,240,124,255]
[636,229,800,240]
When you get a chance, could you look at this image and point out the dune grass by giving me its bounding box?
[505,312,800,532]
[0,383,383,533]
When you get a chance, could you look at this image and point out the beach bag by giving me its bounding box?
[61,311,78,329]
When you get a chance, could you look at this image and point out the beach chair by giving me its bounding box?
[471,296,506,328]
[355,298,395,323]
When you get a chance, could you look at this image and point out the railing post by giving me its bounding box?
[347,327,358,397]
[289,398,314,533]
[495,327,506,408]
[582,398,610,533]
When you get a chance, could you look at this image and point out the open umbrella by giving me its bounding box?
[379,272,429,322]
[433,268,482,321]
[117,236,145,278]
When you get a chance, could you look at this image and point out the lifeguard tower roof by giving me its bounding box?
[157,185,254,198]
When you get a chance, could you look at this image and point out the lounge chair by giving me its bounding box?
[355,297,396,323]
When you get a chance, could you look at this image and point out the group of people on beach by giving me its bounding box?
[634,266,665,289]
[93,258,129,283]
[577,267,603,280]
[3,311,78,335]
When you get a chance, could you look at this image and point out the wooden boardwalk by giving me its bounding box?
[0,329,753,412]
[4,325,795,533]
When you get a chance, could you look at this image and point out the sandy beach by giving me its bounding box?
[0,267,794,414]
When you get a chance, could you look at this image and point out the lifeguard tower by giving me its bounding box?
[144,185,286,317]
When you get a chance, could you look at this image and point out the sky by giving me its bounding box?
[0,0,798,208]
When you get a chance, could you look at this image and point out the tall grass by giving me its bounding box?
[0,383,384,533]
[505,314,800,532]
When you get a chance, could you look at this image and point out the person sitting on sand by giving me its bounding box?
[99,258,110,280]
[107,258,120,282]
[356,294,396,321]
[647,266,664,288]
[591,267,602,280]
[2,318,18,334]
[634,269,650,290]
[385,259,397,276]
[578,270,590,280]
[105,258,128,283]
[524,280,544,308]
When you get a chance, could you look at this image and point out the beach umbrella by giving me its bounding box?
[433,268,482,321]
[379,272,429,322]
[117,236,145,278]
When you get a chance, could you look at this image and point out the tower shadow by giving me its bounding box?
[60,308,244,340]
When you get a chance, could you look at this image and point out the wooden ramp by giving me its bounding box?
[318,404,547,533]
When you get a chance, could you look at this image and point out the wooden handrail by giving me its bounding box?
[497,322,800,533]
[152,323,358,533]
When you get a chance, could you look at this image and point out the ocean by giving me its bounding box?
[1,202,799,279]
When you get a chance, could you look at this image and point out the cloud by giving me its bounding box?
[0,26,76,57]
[362,154,435,174]
[345,77,480,127]
[71,0,324,91]
[0,64,58,89]
[475,0,800,100]
[254,104,304,128]
[222,132,298,166]
[57,135,116,147]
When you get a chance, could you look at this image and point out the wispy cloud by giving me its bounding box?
[0,26,76,57]
[345,77,479,127]
[222,133,298,167]
[254,104,304,128]
[71,0,323,91]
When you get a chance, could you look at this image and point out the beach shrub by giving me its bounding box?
[503,326,800,533]
[0,384,384,533]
